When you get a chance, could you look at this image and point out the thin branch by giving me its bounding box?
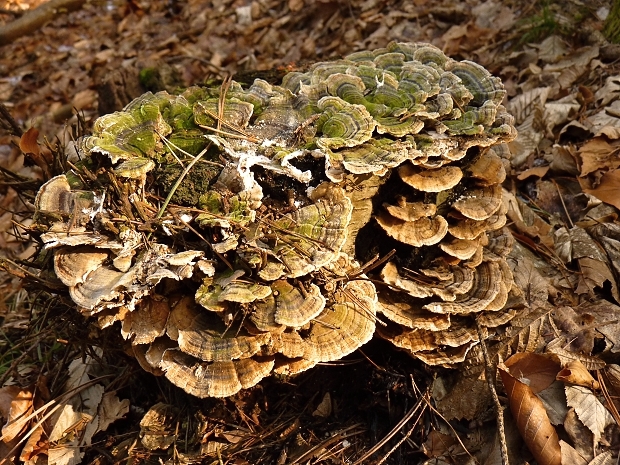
[477,320,509,465]
[0,0,87,46]
[0,102,22,137]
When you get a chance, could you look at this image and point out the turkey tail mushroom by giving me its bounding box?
[31,42,517,394]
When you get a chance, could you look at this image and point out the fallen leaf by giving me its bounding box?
[594,75,620,106]
[18,127,40,157]
[18,127,51,177]
[564,407,594,461]
[559,440,588,465]
[588,450,614,465]
[95,392,130,432]
[582,169,620,211]
[219,429,248,444]
[1,388,34,443]
[19,422,46,464]
[48,440,84,465]
[565,385,614,442]
[517,165,550,180]
[504,353,561,393]
[537,381,569,425]
[499,364,561,465]
[140,402,177,450]
[557,361,600,390]
[536,35,569,63]
[312,392,332,418]
[422,430,458,458]
[578,137,620,176]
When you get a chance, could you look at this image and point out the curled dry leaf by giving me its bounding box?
[557,360,600,390]
[499,363,562,465]
[504,352,561,394]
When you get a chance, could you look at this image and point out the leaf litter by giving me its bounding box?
[2,0,620,464]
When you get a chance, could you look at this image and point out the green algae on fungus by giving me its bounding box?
[154,161,221,207]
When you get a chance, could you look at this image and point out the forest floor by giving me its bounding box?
[1,0,620,464]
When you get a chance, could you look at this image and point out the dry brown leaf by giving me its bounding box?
[312,392,332,418]
[517,165,550,180]
[594,76,620,107]
[18,126,51,178]
[94,392,129,432]
[536,35,569,63]
[18,421,46,464]
[218,429,247,444]
[1,387,34,443]
[422,430,460,458]
[504,353,561,394]
[564,407,594,461]
[537,381,569,426]
[582,169,620,210]
[588,451,614,465]
[578,137,620,176]
[499,364,561,465]
[546,341,606,371]
[565,385,614,442]
[47,352,129,465]
[557,360,600,390]
[559,440,588,465]
[18,127,40,157]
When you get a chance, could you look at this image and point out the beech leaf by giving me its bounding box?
[565,385,613,442]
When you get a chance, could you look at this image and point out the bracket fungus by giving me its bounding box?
[32,42,517,396]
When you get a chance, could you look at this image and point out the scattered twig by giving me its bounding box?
[0,102,22,136]
[0,375,113,464]
[598,370,620,427]
[0,0,87,46]
[551,179,574,228]
[477,320,509,465]
[352,395,426,465]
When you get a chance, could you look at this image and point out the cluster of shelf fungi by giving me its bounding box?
[33,42,518,397]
